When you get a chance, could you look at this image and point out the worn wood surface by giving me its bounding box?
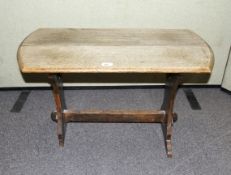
[51,110,178,123]
[48,73,181,157]
[163,74,182,158]
[52,109,166,123]
[18,28,214,73]
[48,74,65,146]
[18,29,213,157]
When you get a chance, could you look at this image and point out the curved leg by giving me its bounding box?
[162,74,182,158]
[48,74,66,147]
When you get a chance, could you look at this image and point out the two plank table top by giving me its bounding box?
[17,28,214,158]
[18,28,213,73]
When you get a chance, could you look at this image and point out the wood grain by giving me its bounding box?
[54,109,166,123]
[48,74,65,146]
[18,28,214,73]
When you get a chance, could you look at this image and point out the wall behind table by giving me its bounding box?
[0,0,230,87]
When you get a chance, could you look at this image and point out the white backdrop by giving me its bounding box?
[0,0,230,87]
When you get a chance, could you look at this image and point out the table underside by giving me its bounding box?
[48,73,182,158]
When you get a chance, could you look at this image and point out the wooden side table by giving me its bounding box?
[17,28,214,157]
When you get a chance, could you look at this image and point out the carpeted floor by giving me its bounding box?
[0,87,231,175]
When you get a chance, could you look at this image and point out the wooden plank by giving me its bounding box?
[52,109,167,123]
[18,28,214,73]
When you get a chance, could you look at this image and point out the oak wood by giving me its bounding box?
[48,74,65,146]
[18,28,214,73]
[163,74,182,158]
[51,110,178,123]
[16,28,214,157]
[47,73,181,157]
[52,110,166,123]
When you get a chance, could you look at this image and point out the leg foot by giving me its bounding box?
[57,112,65,147]
[166,139,173,158]
[58,134,64,147]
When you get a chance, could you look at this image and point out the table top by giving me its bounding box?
[18,28,214,73]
